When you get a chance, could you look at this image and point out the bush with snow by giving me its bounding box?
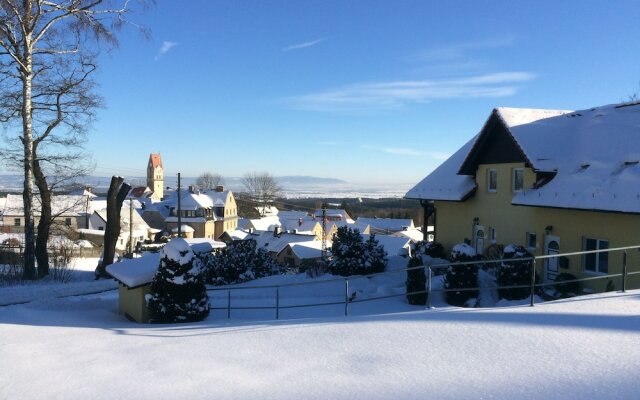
[200,239,283,285]
[406,255,427,305]
[444,243,481,307]
[329,226,387,276]
[145,238,210,323]
[496,244,539,301]
[413,241,445,259]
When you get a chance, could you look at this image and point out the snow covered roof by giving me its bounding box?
[404,137,478,201]
[253,231,317,254]
[313,208,352,221]
[356,217,414,232]
[106,253,161,288]
[171,225,195,233]
[3,194,89,216]
[406,101,640,213]
[287,241,325,259]
[183,238,226,254]
[505,103,640,213]
[365,234,411,256]
[392,228,424,242]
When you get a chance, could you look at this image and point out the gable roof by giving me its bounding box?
[406,101,640,214]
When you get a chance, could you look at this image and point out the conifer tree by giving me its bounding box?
[146,238,209,323]
[364,234,387,274]
[329,226,365,276]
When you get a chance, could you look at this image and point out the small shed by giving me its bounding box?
[106,254,160,323]
[106,239,226,323]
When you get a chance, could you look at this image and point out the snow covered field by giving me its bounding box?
[1,258,639,399]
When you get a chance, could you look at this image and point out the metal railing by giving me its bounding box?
[207,245,640,319]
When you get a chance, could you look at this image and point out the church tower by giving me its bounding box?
[147,153,164,200]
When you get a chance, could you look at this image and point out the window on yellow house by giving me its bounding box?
[487,169,497,192]
[512,168,524,192]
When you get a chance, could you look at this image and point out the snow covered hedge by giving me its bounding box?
[145,238,210,323]
[406,255,427,305]
[199,239,284,285]
[444,243,481,307]
[496,244,540,300]
[329,226,387,277]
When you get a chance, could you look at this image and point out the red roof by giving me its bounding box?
[149,153,162,168]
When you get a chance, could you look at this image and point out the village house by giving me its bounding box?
[406,102,640,291]
[163,185,238,240]
[1,193,92,235]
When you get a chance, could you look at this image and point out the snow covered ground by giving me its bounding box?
[1,256,639,399]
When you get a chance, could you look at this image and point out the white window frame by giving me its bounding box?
[526,232,537,250]
[582,237,609,274]
[487,169,497,193]
[512,168,524,192]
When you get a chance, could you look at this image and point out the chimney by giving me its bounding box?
[298,218,303,227]
[216,185,224,192]
[273,226,281,237]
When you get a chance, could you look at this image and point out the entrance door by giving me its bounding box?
[544,235,560,281]
[473,225,485,256]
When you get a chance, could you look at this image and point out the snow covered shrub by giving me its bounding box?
[419,241,445,259]
[553,273,581,298]
[200,239,284,285]
[444,243,481,307]
[146,238,210,323]
[496,244,539,300]
[406,255,427,305]
[329,227,388,276]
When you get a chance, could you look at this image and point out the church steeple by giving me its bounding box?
[147,153,164,200]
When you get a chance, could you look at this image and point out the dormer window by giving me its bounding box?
[512,168,524,192]
[487,169,497,193]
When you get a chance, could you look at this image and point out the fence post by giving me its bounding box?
[227,289,231,319]
[276,287,280,320]
[530,258,536,307]
[427,266,432,309]
[622,250,627,293]
[344,279,349,317]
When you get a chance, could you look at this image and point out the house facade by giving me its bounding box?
[164,185,238,240]
[406,103,640,291]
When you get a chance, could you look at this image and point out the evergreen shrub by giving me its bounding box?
[444,243,481,307]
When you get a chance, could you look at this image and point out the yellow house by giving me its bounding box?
[164,185,238,240]
[406,102,640,292]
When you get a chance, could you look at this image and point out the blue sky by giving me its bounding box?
[85,0,640,184]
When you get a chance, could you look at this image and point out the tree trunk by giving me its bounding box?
[33,147,51,278]
[21,27,36,280]
[96,176,131,278]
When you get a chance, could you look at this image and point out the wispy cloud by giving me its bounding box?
[284,72,535,112]
[155,41,178,60]
[282,37,327,52]
[361,145,451,159]
[417,35,518,62]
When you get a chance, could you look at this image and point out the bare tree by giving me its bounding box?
[0,1,143,279]
[196,172,223,191]
[242,172,282,216]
